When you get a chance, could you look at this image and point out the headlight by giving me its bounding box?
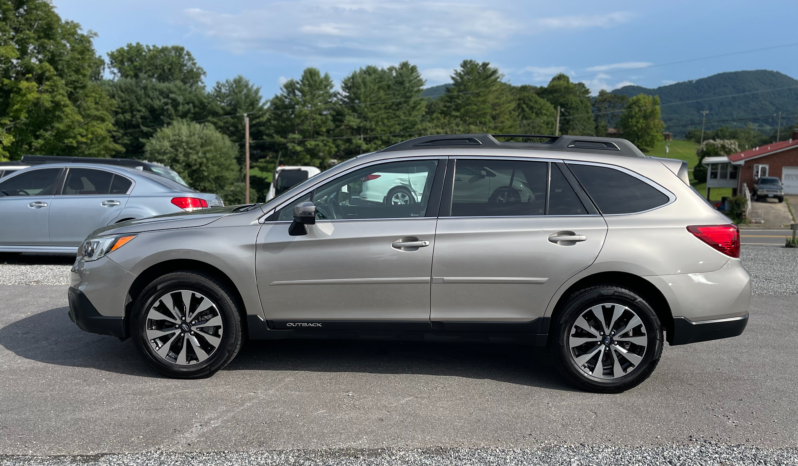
[81,235,137,262]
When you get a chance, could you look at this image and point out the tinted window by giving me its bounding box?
[110,175,133,194]
[1,169,18,178]
[275,170,310,197]
[759,178,780,185]
[277,160,438,221]
[451,160,546,217]
[63,169,113,195]
[549,164,587,215]
[569,164,669,214]
[0,169,60,196]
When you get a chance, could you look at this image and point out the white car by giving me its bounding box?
[266,166,322,201]
[360,163,536,205]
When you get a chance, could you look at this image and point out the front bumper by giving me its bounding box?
[68,287,128,339]
[670,314,748,345]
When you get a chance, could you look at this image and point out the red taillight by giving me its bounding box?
[171,197,208,210]
[687,224,740,258]
[362,174,381,182]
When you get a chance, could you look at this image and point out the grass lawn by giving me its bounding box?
[645,139,699,168]
[644,140,733,200]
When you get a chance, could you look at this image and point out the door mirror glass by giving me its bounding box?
[289,201,316,236]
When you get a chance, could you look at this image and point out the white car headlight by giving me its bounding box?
[81,235,137,262]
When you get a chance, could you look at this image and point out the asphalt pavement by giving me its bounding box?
[0,285,797,460]
[740,228,795,246]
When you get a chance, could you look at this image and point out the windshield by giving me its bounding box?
[759,178,781,185]
[150,166,190,187]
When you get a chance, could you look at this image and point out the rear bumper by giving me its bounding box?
[670,314,748,345]
[68,287,128,339]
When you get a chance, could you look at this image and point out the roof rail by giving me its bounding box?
[380,134,646,158]
[21,155,150,167]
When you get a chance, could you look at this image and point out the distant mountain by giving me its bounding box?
[612,70,798,137]
[422,83,452,99]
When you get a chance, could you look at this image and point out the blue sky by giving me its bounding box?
[53,0,798,98]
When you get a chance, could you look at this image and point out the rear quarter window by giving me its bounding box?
[568,164,670,215]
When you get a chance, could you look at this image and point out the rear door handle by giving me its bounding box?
[28,201,48,208]
[392,240,430,249]
[548,233,587,244]
[101,200,121,207]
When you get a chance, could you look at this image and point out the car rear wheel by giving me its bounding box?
[386,187,414,205]
[131,271,243,378]
[550,285,663,393]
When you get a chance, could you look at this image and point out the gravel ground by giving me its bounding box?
[741,246,798,295]
[2,445,797,466]
[2,246,797,295]
[0,254,73,286]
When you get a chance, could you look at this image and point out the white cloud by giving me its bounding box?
[662,79,676,85]
[521,66,572,83]
[278,76,289,86]
[184,3,635,62]
[581,75,635,96]
[422,68,454,85]
[586,61,652,72]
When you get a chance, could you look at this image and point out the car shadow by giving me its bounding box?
[0,307,577,391]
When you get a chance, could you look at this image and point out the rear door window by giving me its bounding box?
[549,164,587,215]
[568,164,669,214]
[62,169,113,195]
[451,160,547,217]
[110,175,133,194]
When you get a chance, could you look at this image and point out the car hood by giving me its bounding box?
[93,206,239,237]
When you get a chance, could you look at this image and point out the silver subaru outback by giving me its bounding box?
[69,134,750,392]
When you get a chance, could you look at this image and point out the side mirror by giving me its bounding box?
[288,201,316,236]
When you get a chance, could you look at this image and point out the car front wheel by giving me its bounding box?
[131,271,243,378]
[550,285,663,393]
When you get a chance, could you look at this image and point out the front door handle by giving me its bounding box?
[101,200,121,207]
[28,201,48,208]
[391,240,430,249]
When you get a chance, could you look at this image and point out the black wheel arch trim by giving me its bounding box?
[68,287,128,340]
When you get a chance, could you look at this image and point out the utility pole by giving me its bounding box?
[555,106,561,136]
[775,112,783,142]
[244,114,250,204]
[700,110,709,145]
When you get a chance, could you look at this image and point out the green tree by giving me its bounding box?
[592,90,629,136]
[513,85,556,135]
[102,79,212,158]
[617,94,665,153]
[538,74,594,136]
[335,65,392,156]
[143,120,249,203]
[441,60,517,133]
[693,139,740,182]
[265,68,337,167]
[385,61,426,142]
[208,76,268,162]
[107,43,206,88]
[0,0,120,161]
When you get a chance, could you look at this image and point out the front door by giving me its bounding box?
[0,168,62,247]
[430,159,607,328]
[48,168,132,247]
[256,158,444,328]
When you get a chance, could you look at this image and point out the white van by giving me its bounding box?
[265,166,321,201]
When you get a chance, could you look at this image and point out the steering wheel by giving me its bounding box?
[328,196,344,219]
[489,186,520,204]
[17,189,31,196]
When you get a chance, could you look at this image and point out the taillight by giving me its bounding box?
[171,197,209,210]
[362,174,381,182]
[687,224,740,258]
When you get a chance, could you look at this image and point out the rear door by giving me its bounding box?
[430,158,607,329]
[0,168,62,247]
[256,158,445,328]
[48,168,132,247]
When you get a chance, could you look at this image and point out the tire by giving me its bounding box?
[549,285,663,393]
[385,187,415,205]
[131,271,243,379]
[778,197,784,203]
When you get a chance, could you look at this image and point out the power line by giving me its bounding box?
[571,41,798,81]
